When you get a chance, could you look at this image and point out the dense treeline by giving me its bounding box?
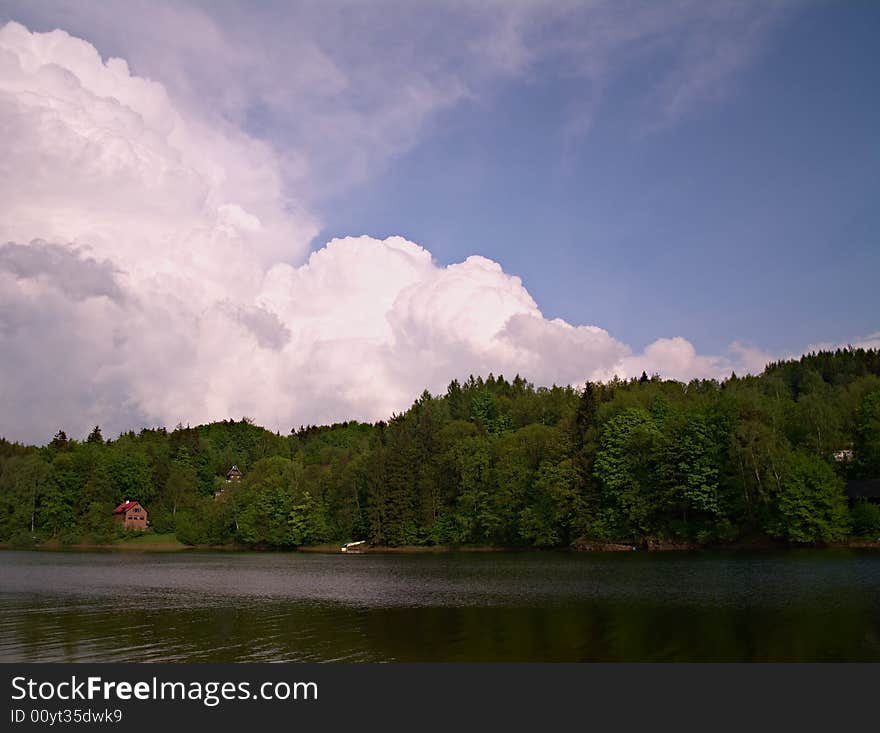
[2,348,880,548]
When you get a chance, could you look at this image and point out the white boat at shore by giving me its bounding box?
[341,540,368,553]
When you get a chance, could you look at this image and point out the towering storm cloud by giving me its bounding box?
[0,20,872,444]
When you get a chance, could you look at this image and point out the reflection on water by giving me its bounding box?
[1,550,879,661]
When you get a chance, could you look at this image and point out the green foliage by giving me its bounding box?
[81,500,116,543]
[855,389,880,477]
[593,408,665,539]
[0,454,48,539]
[518,458,581,546]
[8,530,36,549]
[0,348,877,548]
[104,446,153,504]
[235,456,303,546]
[86,426,104,444]
[767,451,850,543]
[175,499,235,546]
[288,490,329,545]
[850,501,880,539]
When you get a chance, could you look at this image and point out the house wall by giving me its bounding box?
[126,506,147,529]
[115,504,148,530]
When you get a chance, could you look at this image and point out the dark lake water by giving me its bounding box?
[1,549,879,662]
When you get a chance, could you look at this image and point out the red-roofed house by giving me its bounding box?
[113,500,148,530]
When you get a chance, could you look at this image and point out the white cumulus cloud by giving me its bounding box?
[0,21,844,445]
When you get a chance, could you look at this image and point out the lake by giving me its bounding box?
[1,549,879,662]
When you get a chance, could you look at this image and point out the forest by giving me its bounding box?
[1,348,880,549]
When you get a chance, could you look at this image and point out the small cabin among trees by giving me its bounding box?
[215,465,243,500]
[112,500,148,530]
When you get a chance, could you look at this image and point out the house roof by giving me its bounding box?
[113,501,142,515]
[845,480,880,499]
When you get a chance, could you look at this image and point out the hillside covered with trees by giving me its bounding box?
[2,348,880,549]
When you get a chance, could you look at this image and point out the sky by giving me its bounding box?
[0,0,878,444]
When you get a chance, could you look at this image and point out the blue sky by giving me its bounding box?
[1,0,878,441]
[314,1,880,355]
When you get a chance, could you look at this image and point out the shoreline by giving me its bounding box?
[1,539,878,553]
